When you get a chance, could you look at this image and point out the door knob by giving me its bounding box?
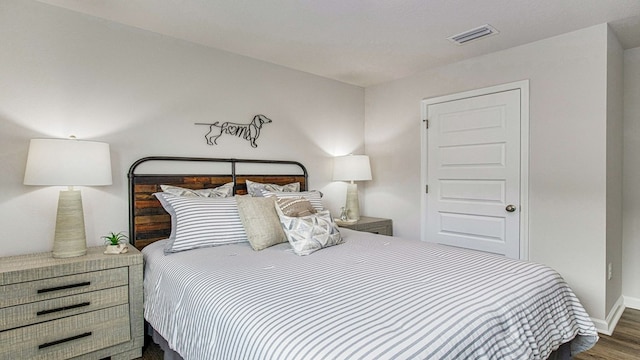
[505,205,517,212]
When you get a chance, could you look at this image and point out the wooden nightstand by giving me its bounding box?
[336,216,393,236]
[0,246,143,360]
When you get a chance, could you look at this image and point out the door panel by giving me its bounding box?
[439,212,505,243]
[439,180,505,204]
[439,143,505,167]
[426,89,520,258]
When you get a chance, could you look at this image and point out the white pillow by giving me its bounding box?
[263,190,324,211]
[155,193,248,253]
[160,182,234,198]
[245,180,300,197]
[275,206,343,256]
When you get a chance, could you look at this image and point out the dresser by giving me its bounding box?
[336,216,393,236]
[0,246,143,359]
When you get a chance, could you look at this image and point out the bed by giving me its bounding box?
[129,156,598,360]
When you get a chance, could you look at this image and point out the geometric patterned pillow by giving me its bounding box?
[154,193,248,254]
[245,180,300,197]
[160,182,234,198]
[275,206,343,256]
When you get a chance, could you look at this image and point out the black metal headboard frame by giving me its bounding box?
[127,156,308,248]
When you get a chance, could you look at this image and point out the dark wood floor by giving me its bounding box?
[139,339,163,360]
[139,308,640,359]
[575,308,640,360]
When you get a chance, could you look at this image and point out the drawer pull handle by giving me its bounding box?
[38,332,92,349]
[36,302,91,316]
[37,281,91,294]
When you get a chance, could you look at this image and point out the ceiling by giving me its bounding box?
[37,0,640,87]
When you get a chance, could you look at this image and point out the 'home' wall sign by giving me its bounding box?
[195,114,272,148]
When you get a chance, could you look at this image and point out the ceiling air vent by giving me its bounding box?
[447,24,499,45]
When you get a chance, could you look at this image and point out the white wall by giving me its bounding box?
[0,0,364,257]
[622,46,640,306]
[364,24,614,322]
[605,28,624,315]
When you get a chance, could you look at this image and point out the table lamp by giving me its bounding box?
[24,138,112,258]
[333,154,372,221]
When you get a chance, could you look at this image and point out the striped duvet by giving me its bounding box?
[142,229,598,360]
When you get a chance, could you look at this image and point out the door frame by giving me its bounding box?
[420,80,530,260]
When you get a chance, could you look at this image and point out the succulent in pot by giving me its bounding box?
[102,231,129,254]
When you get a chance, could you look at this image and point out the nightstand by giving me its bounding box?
[0,246,143,360]
[336,216,393,236]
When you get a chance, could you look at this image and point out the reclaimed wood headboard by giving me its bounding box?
[128,156,308,250]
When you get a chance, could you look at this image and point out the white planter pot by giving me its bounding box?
[104,244,128,255]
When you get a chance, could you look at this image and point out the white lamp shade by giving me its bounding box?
[24,139,112,186]
[333,155,372,182]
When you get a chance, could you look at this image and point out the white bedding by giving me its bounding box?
[142,229,598,360]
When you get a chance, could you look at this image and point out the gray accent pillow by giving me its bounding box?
[275,206,343,256]
[275,197,316,217]
[160,182,234,198]
[263,190,324,211]
[236,196,287,251]
[245,180,300,197]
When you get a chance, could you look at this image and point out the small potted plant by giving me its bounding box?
[102,231,129,254]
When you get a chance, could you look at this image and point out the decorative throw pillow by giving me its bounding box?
[245,180,300,197]
[160,182,234,198]
[262,190,324,211]
[275,206,343,256]
[155,193,247,253]
[236,195,286,251]
[275,196,316,217]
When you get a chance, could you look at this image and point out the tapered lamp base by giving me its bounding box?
[52,190,87,258]
[345,182,361,221]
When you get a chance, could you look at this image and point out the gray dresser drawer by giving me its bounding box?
[362,224,393,235]
[337,216,393,236]
[0,267,128,308]
[0,304,131,360]
[0,285,128,331]
[0,246,143,359]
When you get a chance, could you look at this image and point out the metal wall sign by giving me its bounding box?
[196,114,272,148]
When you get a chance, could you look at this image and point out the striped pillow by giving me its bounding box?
[155,193,248,253]
[263,190,324,211]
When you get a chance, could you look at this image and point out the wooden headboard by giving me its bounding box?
[128,156,308,250]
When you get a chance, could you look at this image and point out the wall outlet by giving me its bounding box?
[607,263,613,280]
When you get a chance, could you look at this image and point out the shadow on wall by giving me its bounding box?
[0,115,43,203]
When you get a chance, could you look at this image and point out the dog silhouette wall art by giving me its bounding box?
[196,114,272,148]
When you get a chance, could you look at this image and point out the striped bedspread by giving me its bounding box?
[142,229,598,360]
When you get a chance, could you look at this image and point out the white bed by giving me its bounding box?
[129,157,598,360]
[142,229,597,360]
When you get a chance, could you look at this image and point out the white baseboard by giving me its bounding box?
[590,317,609,335]
[624,295,640,310]
[591,295,625,336]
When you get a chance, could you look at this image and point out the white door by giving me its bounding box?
[424,88,522,258]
